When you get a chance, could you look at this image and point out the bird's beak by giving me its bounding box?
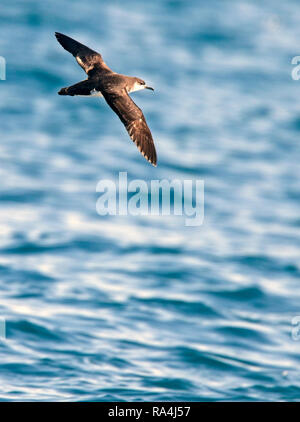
[145,86,154,91]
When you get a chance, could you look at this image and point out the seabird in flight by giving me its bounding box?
[55,32,157,166]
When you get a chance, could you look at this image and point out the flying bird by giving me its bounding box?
[55,32,157,166]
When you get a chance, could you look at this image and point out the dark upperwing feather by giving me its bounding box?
[55,32,112,76]
[102,89,157,166]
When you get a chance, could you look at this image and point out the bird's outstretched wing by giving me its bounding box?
[55,32,112,76]
[103,89,157,166]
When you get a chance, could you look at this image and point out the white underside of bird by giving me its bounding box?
[78,82,145,98]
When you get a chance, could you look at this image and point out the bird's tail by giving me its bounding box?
[58,79,95,96]
[58,87,69,95]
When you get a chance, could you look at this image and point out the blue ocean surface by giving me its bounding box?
[0,0,300,401]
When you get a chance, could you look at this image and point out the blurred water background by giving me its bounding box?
[0,0,300,401]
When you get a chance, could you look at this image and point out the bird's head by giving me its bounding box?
[133,77,154,92]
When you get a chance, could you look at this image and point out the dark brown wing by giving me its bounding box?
[102,89,157,166]
[55,32,112,76]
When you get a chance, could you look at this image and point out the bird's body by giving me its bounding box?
[55,32,157,166]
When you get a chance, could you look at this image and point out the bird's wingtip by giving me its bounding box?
[55,32,64,39]
[149,158,157,167]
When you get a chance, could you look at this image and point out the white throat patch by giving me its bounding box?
[129,82,145,94]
